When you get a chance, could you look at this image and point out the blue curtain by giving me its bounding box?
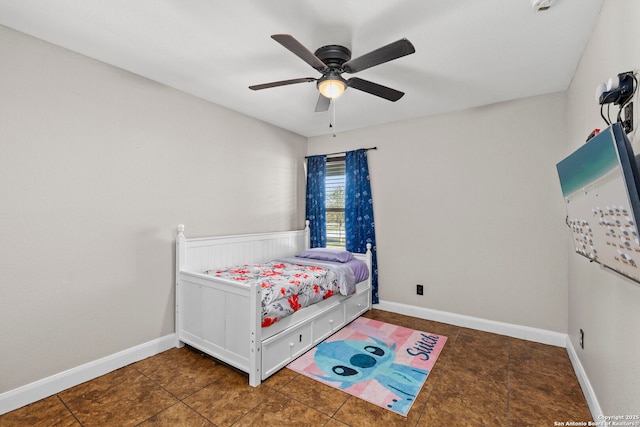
[345,149,378,304]
[305,155,326,248]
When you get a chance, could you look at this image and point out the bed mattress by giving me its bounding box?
[205,257,368,327]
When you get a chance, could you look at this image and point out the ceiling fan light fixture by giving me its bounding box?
[318,76,346,99]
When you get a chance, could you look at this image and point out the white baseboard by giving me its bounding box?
[2,308,603,420]
[565,337,602,421]
[376,300,567,346]
[0,334,176,416]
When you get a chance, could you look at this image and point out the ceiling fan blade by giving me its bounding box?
[271,34,329,72]
[249,77,316,91]
[315,94,331,112]
[348,77,405,102]
[342,38,415,74]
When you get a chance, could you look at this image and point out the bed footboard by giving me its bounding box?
[176,271,262,385]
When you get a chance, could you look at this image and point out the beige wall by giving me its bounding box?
[4,0,639,415]
[309,92,569,333]
[565,0,640,415]
[0,25,306,394]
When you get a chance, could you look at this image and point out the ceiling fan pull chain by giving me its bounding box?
[329,99,334,128]
[331,99,337,137]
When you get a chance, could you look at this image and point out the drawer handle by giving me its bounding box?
[329,319,334,324]
[289,342,294,348]
[357,303,362,307]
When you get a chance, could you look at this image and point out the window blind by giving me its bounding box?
[326,157,345,248]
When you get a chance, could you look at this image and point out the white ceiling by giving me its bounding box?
[0,0,604,137]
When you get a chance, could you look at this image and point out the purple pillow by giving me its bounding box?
[296,248,354,263]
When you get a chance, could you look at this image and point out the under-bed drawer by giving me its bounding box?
[262,322,312,378]
[345,290,370,321]
[312,304,345,344]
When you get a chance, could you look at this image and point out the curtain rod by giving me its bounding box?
[305,146,377,158]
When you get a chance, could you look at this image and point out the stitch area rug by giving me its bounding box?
[286,317,447,416]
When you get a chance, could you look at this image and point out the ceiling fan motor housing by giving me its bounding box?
[314,45,352,69]
[314,45,351,97]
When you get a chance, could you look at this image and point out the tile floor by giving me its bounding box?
[0,309,593,426]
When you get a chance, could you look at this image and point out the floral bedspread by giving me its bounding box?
[205,261,340,327]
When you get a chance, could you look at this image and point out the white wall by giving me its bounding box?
[0,25,306,395]
[308,92,569,333]
[565,0,640,415]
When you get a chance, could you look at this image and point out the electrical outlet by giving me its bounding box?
[624,102,634,133]
[579,329,584,349]
[416,284,423,295]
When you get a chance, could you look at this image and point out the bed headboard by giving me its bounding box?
[177,222,311,273]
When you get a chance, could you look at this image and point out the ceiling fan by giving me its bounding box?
[249,34,415,112]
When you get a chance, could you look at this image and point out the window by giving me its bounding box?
[325,156,345,249]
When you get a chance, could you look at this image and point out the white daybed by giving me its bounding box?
[175,222,372,386]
